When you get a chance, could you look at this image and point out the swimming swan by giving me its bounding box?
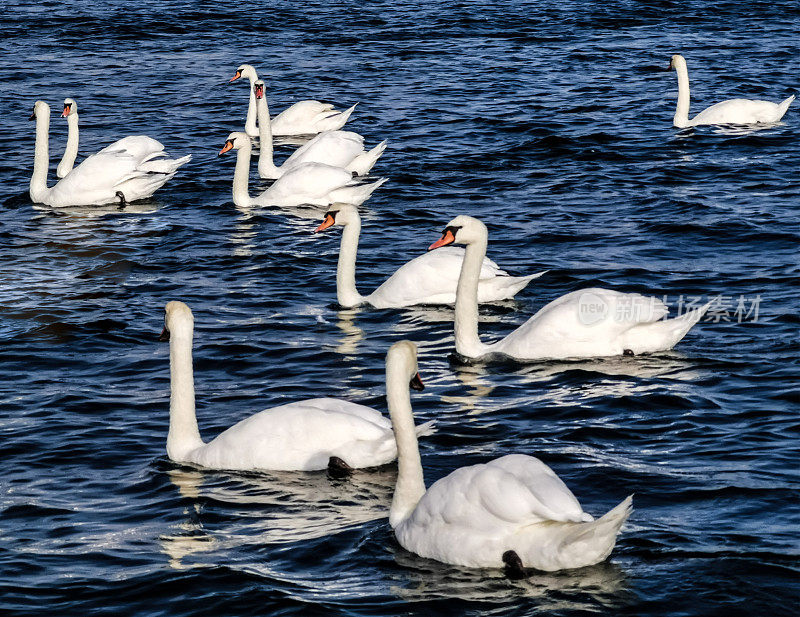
[160,301,433,472]
[669,54,794,127]
[218,132,386,209]
[253,80,386,179]
[30,100,190,207]
[429,215,709,361]
[386,340,632,573]
[230,64,356,137]
[314,204,546,308]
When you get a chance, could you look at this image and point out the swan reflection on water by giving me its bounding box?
[33,199,161,217]
[335,308,365,356]
[389,548,630,608]
[160,465,396,569]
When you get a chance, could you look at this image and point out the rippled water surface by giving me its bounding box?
[1,1,798,615]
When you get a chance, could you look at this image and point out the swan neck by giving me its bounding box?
[30,109,50,202]
[232,143,253,207]
[674,61,691,128]
[245,74,258,136]
[387,362,425,528]
[57,112,79,177]
[256,95,279,177]
[453,236,487,358]
[336,219,365,307]
[167,328,204,462]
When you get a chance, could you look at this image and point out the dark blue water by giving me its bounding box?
[1,1,798,615]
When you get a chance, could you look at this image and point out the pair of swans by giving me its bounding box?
[29,99,190,207]
[314,204,546,308]
[251,80,386,180]
[429,216,709,361]
[162,302,630,573]
[670,54,794,127]
[219,133,386,209]
[231,64,356,137]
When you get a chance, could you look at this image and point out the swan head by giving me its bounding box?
[62,98,77,118]
[428,215,486,250]
[231,64,257,83]
[314,203,359,233]
[387,340,424,392]
[253,79,265,100]
[218,132,250,156]
[29,100,49,120]
[669,54,686,71]
[162,301,194,342]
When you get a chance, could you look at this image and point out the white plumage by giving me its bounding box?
[315,204,545,308]
[220,132,386,211]
[385,341,632,572]
[29,100,189,207]
[429,215,709,361]
[162,302,432,472]
[669,54,794,127]
[231,64,355,137]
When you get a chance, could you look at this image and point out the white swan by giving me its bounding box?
[160,301,433,472]
[429,215,709,361]
[29,100,190,207]
[56,98,79,178]
[669,54,795,127]
[231,64,356,137]
[314,204,546,309]
[218,132,386,209]
[386,340,632,572]
[253,80,386,179]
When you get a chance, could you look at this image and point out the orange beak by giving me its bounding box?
[61,105,70,118]
[409,372,424,391]
[428,229,455,251]
[218,140,234,156]
[314,213,335,233]
[254,86,264,99]
[229,70,242,82]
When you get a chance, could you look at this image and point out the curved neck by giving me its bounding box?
[57,112,79,177]
[231,143,253,207]
[30,109,51,202]
[453,236,488,358]
[256,95,279,177]
[167,328,204,461]
[336,218,365,308]
[387,364,425,528]
[673,61,691,128]
[245,74,258,136]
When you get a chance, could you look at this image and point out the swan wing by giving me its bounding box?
[283,131,365,170]
[259,162,353,204]
[96,135,164,159]
[693,98,787,125]
[273,100,335,126]
[195,398,393,471]
[410,455,587,534]
[495,287,668,358]
[367,246,508,308]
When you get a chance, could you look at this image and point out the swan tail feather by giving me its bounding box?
[414,420,436,437]
[329,177,387,206]
[139,154,192,175]
[325,103,357,130]
[346,140,387,176]
[620,300,709,354]
[777,94,795,119]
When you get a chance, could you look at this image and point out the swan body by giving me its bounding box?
[429,215,709,361]
[161,301,433,472]
[231,64,355,137]
[30,100,190,207]
[253,80,386,179]
[219,132,386,209]
[669,54,794,127]
[386,340,632,572]
[315,204,545,309]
